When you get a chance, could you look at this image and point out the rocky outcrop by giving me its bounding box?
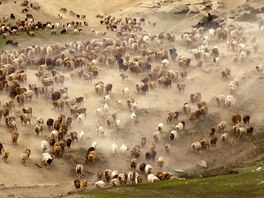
[158,2,189,14]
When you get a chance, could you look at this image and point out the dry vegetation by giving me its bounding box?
[0,0,263,197]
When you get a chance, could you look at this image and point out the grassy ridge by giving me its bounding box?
[70,164,264,198]
[68,132,264,198]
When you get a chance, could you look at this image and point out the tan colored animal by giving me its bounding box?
[149,81,157,90]
[87,150,96,163]
[166,111,179,123]
[74,179,88,189]
[76,164,84,178]
[20,113,31,126]
[157,157,165,169]
[53,99,64,111]
[233,124,247,139]
[221,133,229,142]
[16,87,27,95]
[183,103,191,116]
[106,113,117,128]
[95,81,104,95]
[23,90,34,101]
[11,132,19,145]
[34,124,43,136]
[1,148,9,163]
[110,178,121,186]
[130,158,138,170]
[216,95,225,107]
[217,121,227,132]
[177,84,185,93]
[155,171,174,181]
[21,149,31,163]
[22,107,32,116]
[200,138,210,150]
[191,141,201,152]
[97,170,103,181]
[190,92,201,103]
[120,73,128,81]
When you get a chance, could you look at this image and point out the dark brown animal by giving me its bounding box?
[231,114,241,125]
[221,68,231,79]
[145,152,151,162]
[209,137,217,146]
[243,115,250,124]
[139,163,146,173]
[246,127,254,135]
[0,143,3,154]
[209,128,216,136]
[49,138,56,147]
[46,118,54,130]
[105,83,113,94]
[66,139,72,149]
[75,97,84,105]
[163,78,171,87]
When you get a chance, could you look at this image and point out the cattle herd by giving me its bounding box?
[0,0,264,194]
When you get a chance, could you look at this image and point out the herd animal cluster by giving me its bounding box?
[0,2,263,192]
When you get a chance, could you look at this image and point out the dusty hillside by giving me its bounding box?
[0,0,264,198]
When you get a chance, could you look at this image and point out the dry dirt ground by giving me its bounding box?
[0,0,264,197]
